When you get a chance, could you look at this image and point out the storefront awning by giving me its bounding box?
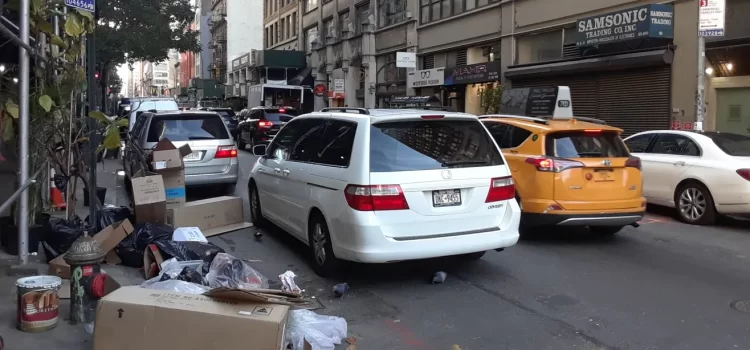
[505,49,674,79]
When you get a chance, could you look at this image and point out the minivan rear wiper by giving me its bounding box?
[441,160,488,167]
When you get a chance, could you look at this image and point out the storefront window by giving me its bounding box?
[516,30,562,64]
[379,0,407,28]
[339,11,350,37]
[323,18,334,44]
[420,0,499,24]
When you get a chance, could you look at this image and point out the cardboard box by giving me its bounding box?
[48,219,134,279]
[131,173,167,224]
[167,196,253,237]
[150,139,191,209]
[93,286,289,350]
[142,243,165,279]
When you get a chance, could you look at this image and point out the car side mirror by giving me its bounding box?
[252,144,268,157]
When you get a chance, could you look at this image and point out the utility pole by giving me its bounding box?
[86,1,98,224]
[696,0,726,131]
[17,0,30,265]
[696,35,705,131]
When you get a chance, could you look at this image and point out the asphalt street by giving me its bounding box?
[188,150,750,350]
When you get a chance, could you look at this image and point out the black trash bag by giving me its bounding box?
[42,216,90,262]
[175,266,205,285]
[85,207,133,232]
[153,241,225,270]
[133,222,174,251]
[53,174,68,192]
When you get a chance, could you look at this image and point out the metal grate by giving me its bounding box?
[456,49,467,66]
[423,54,435,69]
[562,43,580,59]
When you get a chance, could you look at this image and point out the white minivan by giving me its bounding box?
[248,108,520,276]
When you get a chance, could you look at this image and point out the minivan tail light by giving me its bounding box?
[259,120,273,128]
[625,156,641,170]
[215,146,238,158]
[486,176,515,203]
[525,157,584,172]
[421,115,444,119]
[737,169,750,181]
[344,184,409,211]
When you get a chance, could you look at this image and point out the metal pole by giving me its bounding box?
[17,0,30,265]
[695,35,706,131]
[86,24,98,224]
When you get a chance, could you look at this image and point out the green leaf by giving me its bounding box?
[36,20,54,35]
[38,95,54,112]
[50,35,67,48]
[102,126,122,150]
[64,16,84,38]
[76,9,95,21]
[1,116,15,142]
[114,118,129,127]
[5,101,19,119]
[88,110,109,123]
[31,0,42,13]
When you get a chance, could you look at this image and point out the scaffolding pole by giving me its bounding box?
[17,0,30,265]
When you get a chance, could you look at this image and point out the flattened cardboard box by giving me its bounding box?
[49,219,134,279]
[94,286,289,350]
[131,174,167,224]
[166,196,252,237]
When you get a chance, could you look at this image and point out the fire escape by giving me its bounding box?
[210,0,228,84]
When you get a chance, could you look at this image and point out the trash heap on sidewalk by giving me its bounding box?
[32,139,349,350]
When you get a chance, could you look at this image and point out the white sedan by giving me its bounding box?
[624,130,750,225]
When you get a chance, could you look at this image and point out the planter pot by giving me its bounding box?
[83,187,107,207]
[4,224,41,256]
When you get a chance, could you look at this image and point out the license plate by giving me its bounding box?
[594,169,613,181]
[184,151,202,161]
[432,189,462,207]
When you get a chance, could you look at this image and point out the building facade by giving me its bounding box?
[225,0,264,97]
[210,0,228,85]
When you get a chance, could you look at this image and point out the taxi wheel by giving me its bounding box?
[674,182,716,225]
[589,226,623,236]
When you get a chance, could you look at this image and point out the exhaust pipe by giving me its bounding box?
[494,248,505,252]
[630,222,640,228]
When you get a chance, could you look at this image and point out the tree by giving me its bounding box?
[95,0,200,105]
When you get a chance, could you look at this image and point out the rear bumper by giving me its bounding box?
[523,211,644,227]
[184,163,239,186]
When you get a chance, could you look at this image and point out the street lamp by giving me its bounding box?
[0,64,5,73]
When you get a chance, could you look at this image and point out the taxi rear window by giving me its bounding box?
[545,131,630,158]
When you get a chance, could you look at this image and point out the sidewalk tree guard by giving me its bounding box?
[0,1,110,247]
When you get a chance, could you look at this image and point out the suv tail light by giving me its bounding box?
[344,184,409,211]
[215,146,238,158]
[486,176,515,203]
[525,157,584,172]
[737,169,750,181]
[625,156,641,170]
[259,120,274,128]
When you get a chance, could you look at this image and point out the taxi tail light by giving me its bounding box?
[344,184,409,211]
[625,156,641,170]
[259,120,274,128]
[736,169,750,181]
[215,146,238,158]
[486,176,515,203]
[525,157,583,173]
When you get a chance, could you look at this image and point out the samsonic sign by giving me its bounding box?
[575,4,674,46]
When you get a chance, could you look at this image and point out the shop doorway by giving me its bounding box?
[445,89,466,113]
[716,87,750,136]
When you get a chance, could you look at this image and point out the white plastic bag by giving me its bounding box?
[279,270,302,294]
[285,310,347,350]
[141,280,211,294]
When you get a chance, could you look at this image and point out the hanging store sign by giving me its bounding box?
[407,68,445,88]
[699,0,725,37]
[444,61,501,86]
[575,4,674,47]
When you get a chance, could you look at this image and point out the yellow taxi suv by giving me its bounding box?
[481,86,646,236]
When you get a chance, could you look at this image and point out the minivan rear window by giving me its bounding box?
[370,120,505,172]
[147,114,229,142]
[704,132,750,156]
[546,131,630,158]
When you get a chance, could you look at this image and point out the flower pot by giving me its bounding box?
[83,187,107,207]
[4,224,41,256]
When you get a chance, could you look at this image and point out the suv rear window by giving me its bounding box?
[147,114,229,142]
[264,113,296,123]
[704,132,750,156]
[370,120,505,172]
[545,131,630,158]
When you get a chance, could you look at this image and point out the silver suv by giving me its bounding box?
[123,111,239,192]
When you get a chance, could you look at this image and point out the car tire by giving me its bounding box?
[236,135,245,151]
[309,214,340,278]
[248,183,267,229]
[674,182,717,225]
[459,251,486,260]
[589,226,623,236]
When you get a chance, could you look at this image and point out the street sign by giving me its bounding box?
[671,120,681,130]
[699,0,725,37]
[334,79,344,93]
[683,121,694,130]
[314,84,327,97]
[65,0,95,13]
[396,52,416,68]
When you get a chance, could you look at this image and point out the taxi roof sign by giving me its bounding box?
[500,86,573,120]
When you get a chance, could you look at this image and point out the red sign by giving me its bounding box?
[314,84,327,97]
[683,121,694,130]
[328,91,345,99]
[671,120,681,130]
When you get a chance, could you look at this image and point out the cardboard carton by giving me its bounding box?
[131,173,167,224]
[93,286,289,350]
[48,219,134,279]
[150,139,191,208]
[166,196,252,237]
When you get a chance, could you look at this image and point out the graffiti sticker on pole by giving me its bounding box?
[65,0,95,12]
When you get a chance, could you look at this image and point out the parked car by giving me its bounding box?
[247,107,520,276]
[624,130,750,225]
[195,107,238,137]
[480,88,645,236]
[236,107,300,150]
[123,111,239,193]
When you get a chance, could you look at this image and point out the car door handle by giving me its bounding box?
[674,161,685,166]
[282,169,290,175]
